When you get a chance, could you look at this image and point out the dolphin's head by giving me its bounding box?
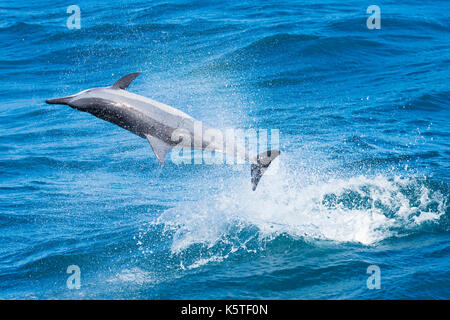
[46,88,101,111]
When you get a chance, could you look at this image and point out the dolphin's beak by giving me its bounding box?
[45,96,73,105]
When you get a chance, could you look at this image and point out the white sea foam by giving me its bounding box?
[156,158,446,257]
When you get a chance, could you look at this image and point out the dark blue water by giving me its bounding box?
[0,0,449,299]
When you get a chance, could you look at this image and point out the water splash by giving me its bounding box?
[156,161,447,261]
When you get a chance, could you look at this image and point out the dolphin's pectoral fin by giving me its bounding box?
[112,73,141,90]
[145,135,172,165]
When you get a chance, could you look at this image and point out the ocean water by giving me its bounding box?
[0,0,449,299]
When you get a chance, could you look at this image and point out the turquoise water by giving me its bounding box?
[0,0,449,299]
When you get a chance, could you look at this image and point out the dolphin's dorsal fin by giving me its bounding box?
[112,72,141,90]
[145,134,172,165]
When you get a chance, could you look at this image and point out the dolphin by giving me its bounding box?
[46,73,280,190]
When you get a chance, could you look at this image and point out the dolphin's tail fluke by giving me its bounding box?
[251,149,280,191]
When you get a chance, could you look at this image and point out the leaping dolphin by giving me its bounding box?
[46,73,280,190]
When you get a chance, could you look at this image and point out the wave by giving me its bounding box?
[144,161,448,269]
[0,21,46,33]
[400,90,449,112]
[191,32,399,77]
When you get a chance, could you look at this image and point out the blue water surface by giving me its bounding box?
[0,0,449,299]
